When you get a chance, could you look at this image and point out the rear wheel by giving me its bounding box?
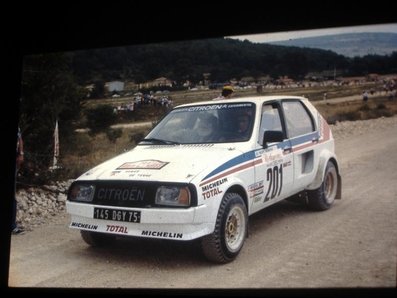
[307,161,338,211]
[80,230,116,247]
[201,193,248,263]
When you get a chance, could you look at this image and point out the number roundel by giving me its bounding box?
[264,164,283,202]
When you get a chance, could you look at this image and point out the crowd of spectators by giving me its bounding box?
[113,93,173,115]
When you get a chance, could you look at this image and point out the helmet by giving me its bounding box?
[197,121,212,137]
[197,114,218,137]
[221,85,234,97]
[222,85,234,92]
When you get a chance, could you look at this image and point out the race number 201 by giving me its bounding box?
[264,165,283,202]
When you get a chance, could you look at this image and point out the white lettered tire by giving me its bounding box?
[201,193,248,263]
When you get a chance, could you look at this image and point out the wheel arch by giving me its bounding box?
[226,184,249,213]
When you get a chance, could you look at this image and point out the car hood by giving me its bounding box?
[78,144,244,183]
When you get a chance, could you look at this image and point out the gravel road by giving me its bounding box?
[8,116,397,289]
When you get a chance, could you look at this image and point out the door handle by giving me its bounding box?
[283,146,292,153]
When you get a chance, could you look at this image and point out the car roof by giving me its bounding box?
[175,95,308,109]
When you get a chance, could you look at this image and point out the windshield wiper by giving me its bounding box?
[140,138,180,145]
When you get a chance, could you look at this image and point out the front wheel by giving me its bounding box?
[201,193,248,263]
[307,161,338,211]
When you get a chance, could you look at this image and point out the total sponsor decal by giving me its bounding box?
[201,178,228,200]
[71,222,98,230]
[106,224,128,234]
[141,230,183,239]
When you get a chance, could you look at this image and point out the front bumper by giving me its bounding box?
[66,201,211,240]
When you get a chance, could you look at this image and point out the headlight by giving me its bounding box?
[68,183,95,202]
[155,186,191,207]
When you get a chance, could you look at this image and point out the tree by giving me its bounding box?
[90,79,106,99]
[85,105,117,135]
[19,52,84,183]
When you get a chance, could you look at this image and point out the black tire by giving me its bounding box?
[201,193,248,263]
[80,230,116,247]
[307,161,338,211]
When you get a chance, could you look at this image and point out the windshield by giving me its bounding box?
[140,102,255,144]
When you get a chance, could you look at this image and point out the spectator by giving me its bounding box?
[12,127,25,235]
[213,85,234,100]
[362,91,369,102]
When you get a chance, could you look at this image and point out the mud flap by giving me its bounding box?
[336,173,342,200]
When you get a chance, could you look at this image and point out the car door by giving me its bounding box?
[281,100,318,192]
[252,102,294,213]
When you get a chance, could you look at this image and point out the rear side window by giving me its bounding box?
[282,101,314,138]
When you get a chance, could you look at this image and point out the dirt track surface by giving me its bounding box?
[8,116,397,289]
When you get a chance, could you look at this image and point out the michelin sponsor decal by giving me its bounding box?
[141,230,183,239]
[201,178,228,200]
[71,222,98,230]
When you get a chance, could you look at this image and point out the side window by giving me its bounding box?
[258,104,282,145]
[282,101,314,138]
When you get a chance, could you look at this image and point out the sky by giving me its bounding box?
[227,23,397,43]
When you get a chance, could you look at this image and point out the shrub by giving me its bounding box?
[376,103,387,110]
[106,128,123,143]
[85,105,117,134]
[358,104,371,111]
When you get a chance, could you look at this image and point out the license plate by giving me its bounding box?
[93,207,141,223]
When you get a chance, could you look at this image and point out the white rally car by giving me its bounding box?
[66,96,341,263]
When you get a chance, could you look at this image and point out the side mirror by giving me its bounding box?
[262,130,284,148]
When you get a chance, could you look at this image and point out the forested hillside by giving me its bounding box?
[68,37,397,85]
